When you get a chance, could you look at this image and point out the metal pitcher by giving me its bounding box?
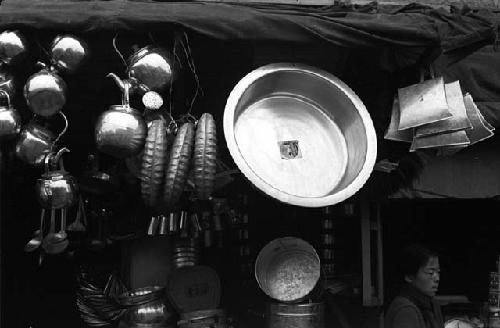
[95,73,146,158]
[36,148,78,209]
[127,46,175,94]
[24,68,67,117]
[15,112,68,166]
[50,34,89,74]
[0,89,20,139]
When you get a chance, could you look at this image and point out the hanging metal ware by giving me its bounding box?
[50,34,89,74]
[140,116,169,210]
[193,113,217,201]
[36,148,78,210]
[24,68,67,117]
[95,73,147,158]
[0,89,20,139]
[15,112,68,166]
[0,30,28,66]
[0,71,16,99]
[127,46,176,94]
[163,122,195,208]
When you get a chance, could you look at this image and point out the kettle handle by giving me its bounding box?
[53,147,70,172]
[0,89,11,108]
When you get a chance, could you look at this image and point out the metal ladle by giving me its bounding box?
[24,208,45,252]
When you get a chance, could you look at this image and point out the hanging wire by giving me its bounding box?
[51,111,69,152]
[179,31,203,117]
[112,33,128,72]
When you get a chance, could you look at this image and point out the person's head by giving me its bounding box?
[399,244,440,297]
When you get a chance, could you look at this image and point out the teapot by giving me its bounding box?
[15,112,68,166]
[36,148,78,209]
[24,68,67,117]
[50,34,89,74]
[0,89,20,139]
[127,46,175,94]
[0,30,28,66]
[95,73,146,158]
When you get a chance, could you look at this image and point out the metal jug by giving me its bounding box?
[36,148,77,209]
[50,34,89,74]
[15,112,68,166]
[127,46,175,94]
[0,30,28,66]
[24,68,67,117]
[0,89,20,139]
[95,73,147,158]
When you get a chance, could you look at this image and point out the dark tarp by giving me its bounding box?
[0,0,497,69]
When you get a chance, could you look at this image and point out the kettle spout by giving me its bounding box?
[107,73,125,91]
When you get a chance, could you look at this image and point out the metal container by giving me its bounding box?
[117,286,174,328]
[95,74,147,158]
[267,302,324,328]
[15,122,55,166]
[24,69,67,117]
[255,237,321,303]
[223,63,377,208]
[177,309,228,328]
[0,89,20,138]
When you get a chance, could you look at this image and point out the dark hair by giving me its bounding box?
[398,244,439,279]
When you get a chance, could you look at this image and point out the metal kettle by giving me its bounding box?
[0,89,20,139]
[36,148,78,209]
[24,68,67,117]
[95,73,147,158]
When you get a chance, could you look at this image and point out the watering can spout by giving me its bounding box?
[107,73,124,90]
[107,73,130,106]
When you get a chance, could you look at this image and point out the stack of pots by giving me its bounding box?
[255,237,325,328]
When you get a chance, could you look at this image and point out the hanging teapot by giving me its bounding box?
[50,34,89,74]
[127,46,175,94]
[0,89,20,139]
[24,67,67,117]
[36,148,78,209]
[0,30,28,66]
[15,112,68,166]
[95,73,147,158]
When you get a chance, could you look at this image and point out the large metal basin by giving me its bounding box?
[223,63,377,207]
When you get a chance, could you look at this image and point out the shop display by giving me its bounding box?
[223,63,377,208]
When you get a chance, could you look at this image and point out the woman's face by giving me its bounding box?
[406,256,440,297]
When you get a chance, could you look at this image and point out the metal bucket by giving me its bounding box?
[267,302,324,328]
[223,63,377,208]
[177,309,229,328]
[255,237,321,303]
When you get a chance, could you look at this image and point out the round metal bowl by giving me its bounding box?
[223,63,377,207]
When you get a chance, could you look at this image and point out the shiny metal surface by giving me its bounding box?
[267,302,324,328]
[255,237,321,302]
[95,105,147,158]
[223,63,377,207]
[24,70,67,117]
[36,149,78,209]
[15,123,55,165]
[398,77,451,130]
[0,30,27,65]
[0,90,20,138]
[50,34,89,74]
[0,70,16,98]
[127,46,175,93]
[118,286,173,328]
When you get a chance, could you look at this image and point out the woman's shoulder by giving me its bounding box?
[385,296,425,328]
